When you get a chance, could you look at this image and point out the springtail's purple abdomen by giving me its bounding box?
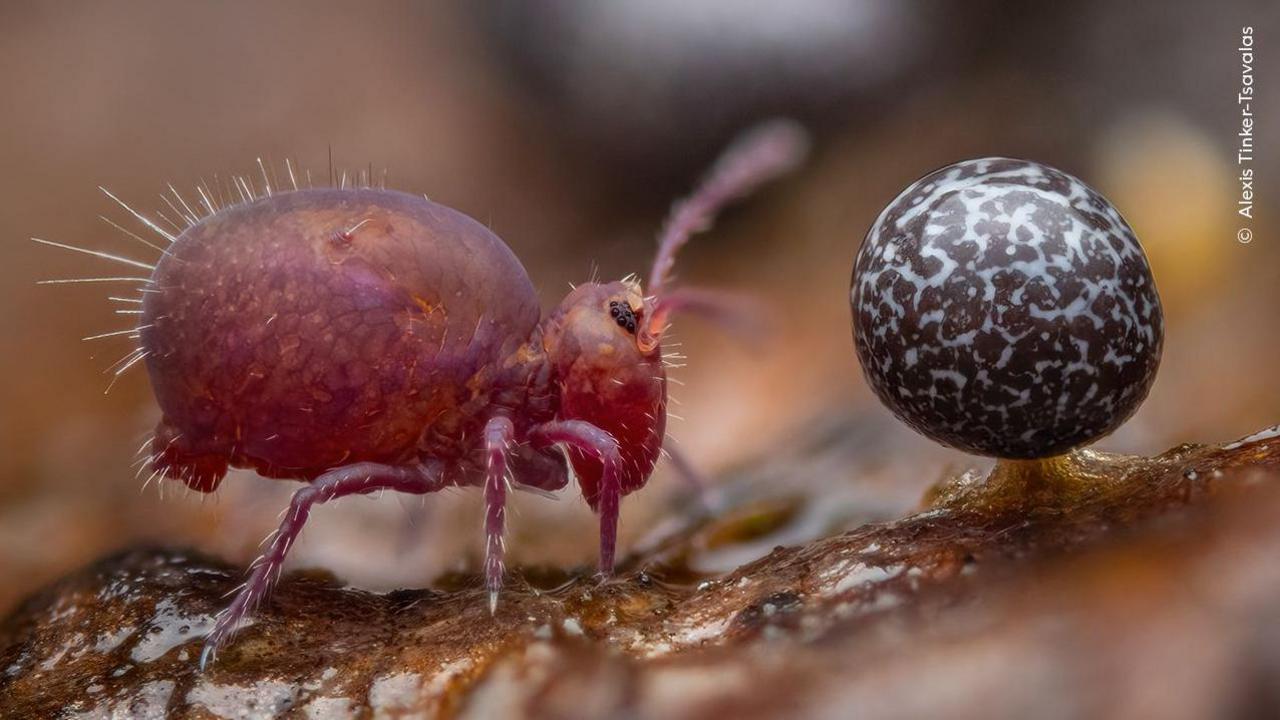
[142,188,541,490]
[38,120,809,668]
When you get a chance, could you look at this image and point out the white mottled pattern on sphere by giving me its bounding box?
[851,158,1163,458]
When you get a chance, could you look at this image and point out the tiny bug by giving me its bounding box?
[37,121,807,667]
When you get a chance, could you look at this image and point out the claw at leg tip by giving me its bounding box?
[198,644,214,672]
[488,590,499,615]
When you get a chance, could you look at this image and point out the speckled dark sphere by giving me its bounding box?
[851,158,1163,458]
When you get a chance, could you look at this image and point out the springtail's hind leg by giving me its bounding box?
[663,442,720,514]
[529,420,622,577]
[199,461,444,671]
[482,416,514,613]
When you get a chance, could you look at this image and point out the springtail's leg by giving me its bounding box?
[529,420,622,576]
[663,441,720,514]
[199,461,444,670]
[482,416,514,613]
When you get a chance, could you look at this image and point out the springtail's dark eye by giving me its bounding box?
[609,300,637,334]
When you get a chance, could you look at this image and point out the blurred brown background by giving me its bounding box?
[1,0,1275,614]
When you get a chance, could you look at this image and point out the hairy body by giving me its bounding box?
[40,121,807,668]
[145,189,558,489]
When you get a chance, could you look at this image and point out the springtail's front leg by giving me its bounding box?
[529,420,623,577]
[482,416,514,613]
[199,461,444,670]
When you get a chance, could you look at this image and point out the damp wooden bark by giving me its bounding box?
[3,418,1279,719]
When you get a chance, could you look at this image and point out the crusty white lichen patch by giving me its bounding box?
[369,671,426,719]
[131,598,218,663]
[37,632,85,672]
[302,695,358,720]
[640,613,735,659]
[185,677,299,718]
[361,655,478,719]
[68,680,175,720]
[823,559,904,597]
[93,625,137,654]
[1223,425,1280,450]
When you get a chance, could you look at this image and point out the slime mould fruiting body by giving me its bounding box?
[852,158,1163,460]
[62,121,807,667]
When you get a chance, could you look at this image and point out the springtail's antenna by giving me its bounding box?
[638,286,767,353]
[638,119,808,353]
[646,119,809,299]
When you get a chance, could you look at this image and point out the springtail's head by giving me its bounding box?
[544,119,809,508]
